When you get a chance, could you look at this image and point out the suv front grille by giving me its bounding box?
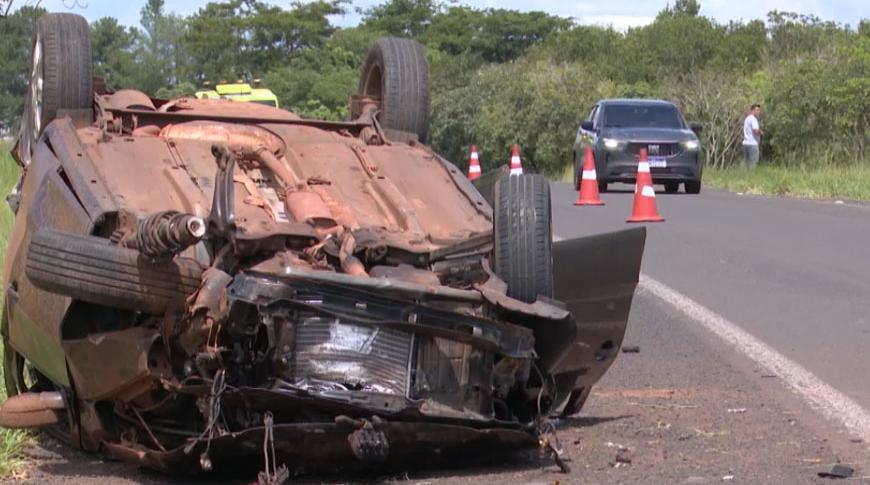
[628,142,681,157]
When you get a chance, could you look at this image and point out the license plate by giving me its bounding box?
[649,157,667,168]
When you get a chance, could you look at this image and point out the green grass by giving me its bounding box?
[0,143,31,478]
[705,164,870,201]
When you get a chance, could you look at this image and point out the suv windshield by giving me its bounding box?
[603,105,683,129]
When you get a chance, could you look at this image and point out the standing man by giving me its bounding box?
[742,104,764,169]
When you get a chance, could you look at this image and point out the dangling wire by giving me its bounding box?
[184,369,226,472]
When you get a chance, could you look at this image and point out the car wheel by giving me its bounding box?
[359,37,429,144]
[598,181,608,193]
[22,14,93,151]
[25,229,203,315]
[494,174,553,303]
[3,336,72,443]
[665,182,680,193]
[685,180,702,194]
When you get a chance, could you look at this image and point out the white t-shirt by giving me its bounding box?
[743,114,759,146]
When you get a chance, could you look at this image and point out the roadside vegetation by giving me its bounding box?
[0,0,865,185]
[0,144,29,478]
[706,165,870,201]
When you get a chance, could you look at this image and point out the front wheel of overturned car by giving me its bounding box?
[494,174,554,303]
[359,37,429,144]
[685,180,702,194]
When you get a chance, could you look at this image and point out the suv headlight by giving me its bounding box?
[683,140,700,151]
[602,138,621,150]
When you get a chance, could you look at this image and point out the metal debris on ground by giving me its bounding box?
[726,408,747,414]
[818,464,854,479]
[621,345,641,353]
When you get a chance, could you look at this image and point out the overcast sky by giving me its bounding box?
[24,0,870,31]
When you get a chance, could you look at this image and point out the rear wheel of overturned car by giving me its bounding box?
[20,13,93,162]
[494,174,554,303]
[359,37,429,144]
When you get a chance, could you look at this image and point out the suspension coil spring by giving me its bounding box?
[134,210,206,258]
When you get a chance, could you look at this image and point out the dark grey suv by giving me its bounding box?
[574,99,704,193]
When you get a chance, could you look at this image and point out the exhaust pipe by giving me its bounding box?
[0,391,64,429]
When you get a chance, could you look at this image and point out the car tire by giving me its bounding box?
[685,180,702,194]
[25,229,203,315]
[27,14,93,140]
[665,182,680,193]
[598,181,608,193]
[493,174,554,303]
[359,37,429,144]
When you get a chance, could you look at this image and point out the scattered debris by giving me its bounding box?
[683,476,708,484]
[850,438,863,444]
[818,464,854,479]
[621,345,640,353]
[722,475,734,481]
[761,374,778,378]
[613,448,632,466]
[627,401,701,410]
[726,408,747,414]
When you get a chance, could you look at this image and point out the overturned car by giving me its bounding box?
[0,13,645,479]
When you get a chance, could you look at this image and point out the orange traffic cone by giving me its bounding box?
[627,148,664,223]
[509,144,523,175]
[574,146,604,206]
[467,145,481,181]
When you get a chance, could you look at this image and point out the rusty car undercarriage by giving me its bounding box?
[0,13,645,481]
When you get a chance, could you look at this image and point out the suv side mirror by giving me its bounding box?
[580,121,594,131]
[689,122,703,133]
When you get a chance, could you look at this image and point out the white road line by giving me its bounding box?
[643,273,870,442]
[554,233,870,442]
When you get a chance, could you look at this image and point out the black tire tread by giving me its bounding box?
[36,13,93,127]
[494,174,554,303]
[359,37,429,143]
[25,229,202,314]
[685,180,702,194]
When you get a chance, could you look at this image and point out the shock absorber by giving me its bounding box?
[125,210,206,258]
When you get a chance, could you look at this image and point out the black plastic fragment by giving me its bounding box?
[818,464,854,479]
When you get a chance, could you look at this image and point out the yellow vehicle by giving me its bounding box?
[195,80,280,108]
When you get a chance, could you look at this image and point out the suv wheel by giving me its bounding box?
[685,180,702,194]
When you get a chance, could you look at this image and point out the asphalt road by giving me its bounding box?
[552,182,870,413]
[7,183,870,483]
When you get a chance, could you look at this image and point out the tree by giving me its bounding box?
[425,7,569,63]
[359,0,440,38]
[185,0,344,83]
[0,6,45,133]
[91,17,138,90]
[135,0,190,94]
